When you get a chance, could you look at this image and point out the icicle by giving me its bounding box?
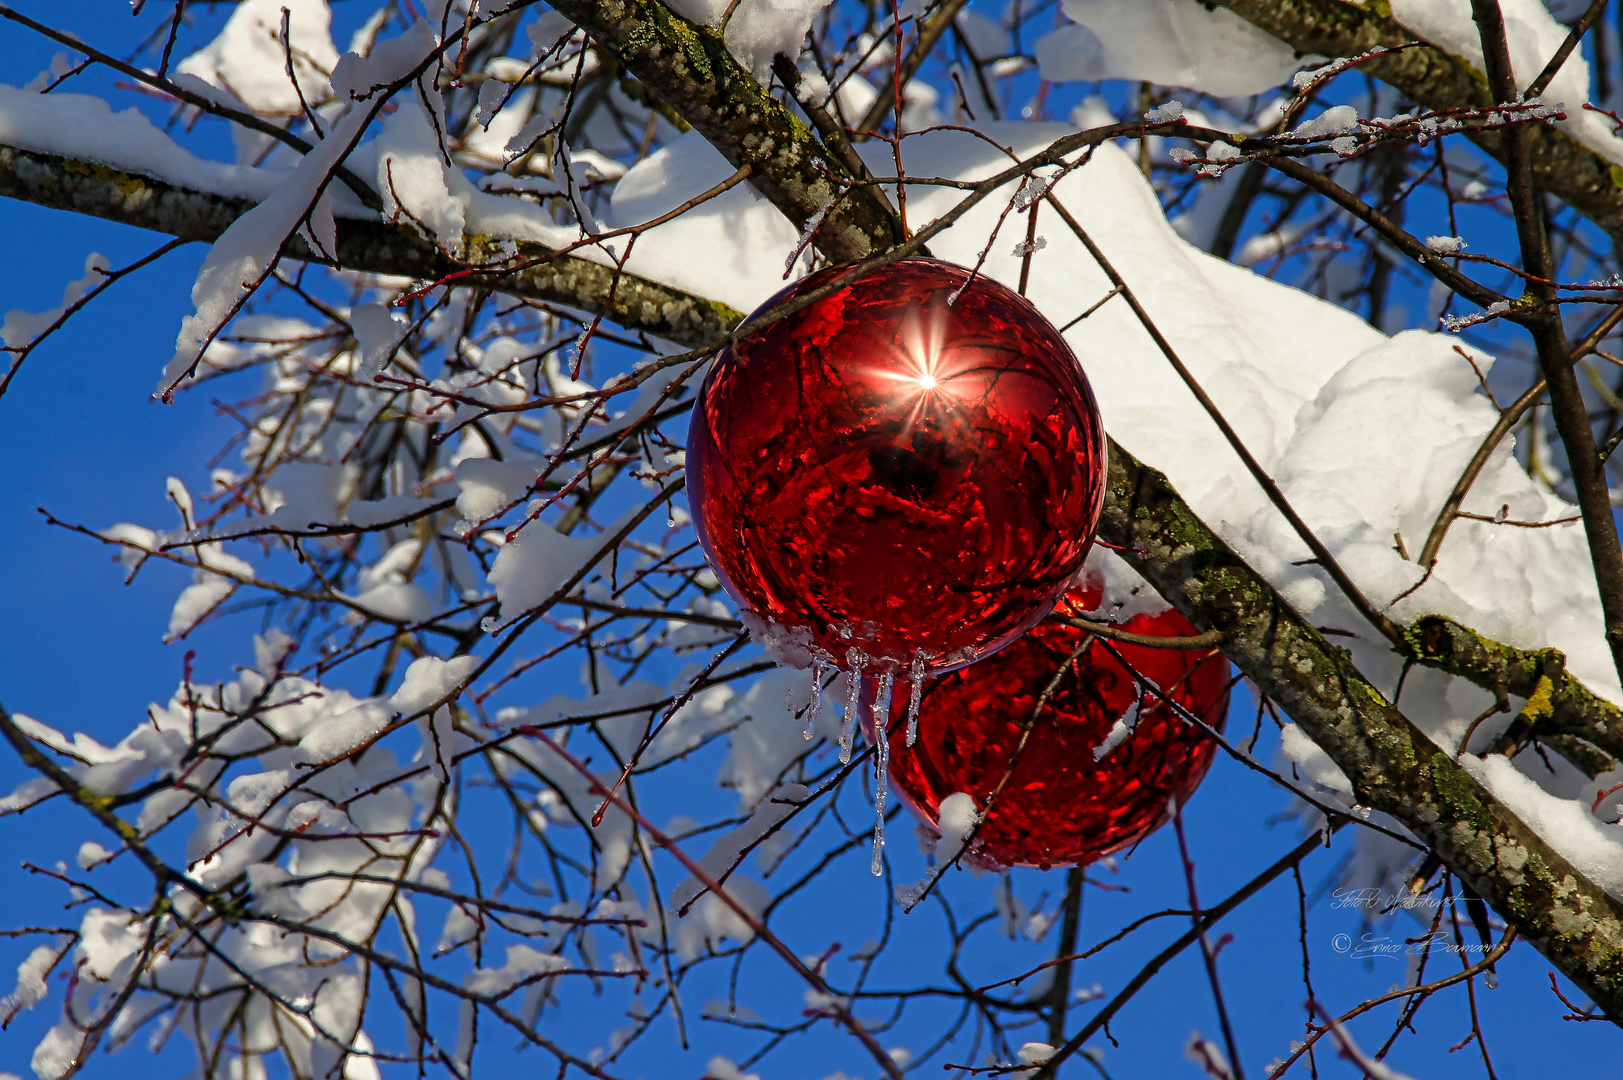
[871,669,895,876]
[802,658,825,740]
[905,650,928,746]
[839,648,867,764]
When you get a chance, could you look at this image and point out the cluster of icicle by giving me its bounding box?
[798,650,931,876]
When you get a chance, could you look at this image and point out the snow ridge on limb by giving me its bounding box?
[158,100,379,400]
[1096,436,1623,1023]
[0,143,743,350]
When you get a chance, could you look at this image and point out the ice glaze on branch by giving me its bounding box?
[1207,0,1623,241]
[0,143,744,350]
[542,0,907,261]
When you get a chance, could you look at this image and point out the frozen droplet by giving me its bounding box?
[906,650,928,746]
[840,648,867,764]
[871,811,887,876]
[803,658,825,740]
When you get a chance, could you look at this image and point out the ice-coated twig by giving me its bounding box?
[1091,689,1144,761]
[841,648,868,764]
[803,658,826,740]
[1441,300,1512,332]
[1143,100,1184,123]
[1012,171,1054,210]
[871,669,896,876]
[905,650,928,746]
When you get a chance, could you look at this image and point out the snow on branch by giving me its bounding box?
[0,143,743,349]
[1207,0,1623,240]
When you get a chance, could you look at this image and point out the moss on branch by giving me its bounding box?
[544,0,903,262]
[1404,613,1623,771]
[1099,437,1623,1021]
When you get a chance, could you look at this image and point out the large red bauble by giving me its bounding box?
[686,257,1107,676]
[875,584,1231,869]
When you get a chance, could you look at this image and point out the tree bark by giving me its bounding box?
[545,0,905,261]
[1100,439,1623,1022]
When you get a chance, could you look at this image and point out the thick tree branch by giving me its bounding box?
[545,0,903,262]
[0,143,743,350]
[1405,614,1623,768]
[0,3,381,208]
[1098,438,1623,1022]
[1209,0,1623,241]
[1470,0,1623,686]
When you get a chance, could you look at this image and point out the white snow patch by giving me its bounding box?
[390,655,478,716]
[1292,104,1360,138]
[175,0,339,117]
[485,509,638,628]
[2,944,59,1014]
[2,254,107,348]
[933,791,980,863]
[670,783,809,909]
[1034,0,1303,97]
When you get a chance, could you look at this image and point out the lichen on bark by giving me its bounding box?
[1098,436,1623,1021]
[543,0,902,262]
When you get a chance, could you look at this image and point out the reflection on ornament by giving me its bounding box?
[687,257,1108,742]
[871,583,1231,871]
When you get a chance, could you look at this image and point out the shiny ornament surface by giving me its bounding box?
[686,258,1107,679]
[875,585,1230,870]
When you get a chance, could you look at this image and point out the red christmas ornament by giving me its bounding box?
[872,582,1231,871]
[687,258,1107,709]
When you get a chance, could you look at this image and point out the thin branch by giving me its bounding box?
[1527,0,1609,98]
[1033,828,1342,1078]
[1470,0,1623,687]
[1044,191,1405,647]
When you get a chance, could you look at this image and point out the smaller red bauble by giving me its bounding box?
[686,258,1107,679]
[873,581,1231,870]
